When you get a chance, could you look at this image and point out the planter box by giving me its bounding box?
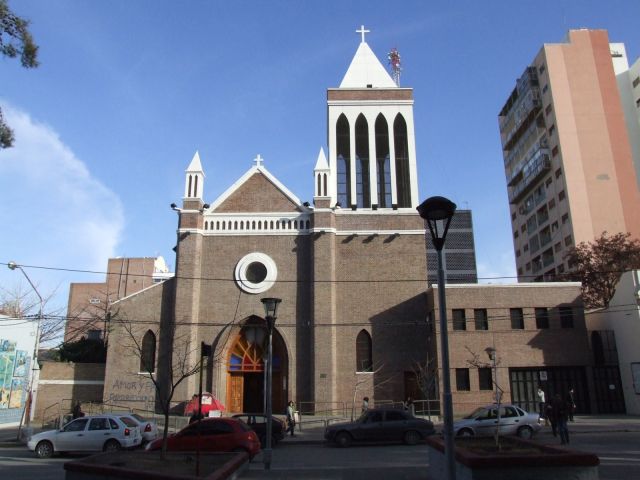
[426,436,599,480]
[64,451,248,480]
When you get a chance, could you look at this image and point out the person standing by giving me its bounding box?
[72,401,84,419]
[567,388,576,422]
[286,400,296,437]
[550,393,570,445]
[537,387,546,422]
[361,396,369,414]
[404,397,415,416]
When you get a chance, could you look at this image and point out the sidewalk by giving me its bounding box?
[2,414,639,449]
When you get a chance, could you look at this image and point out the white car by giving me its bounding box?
[453,404,542,439]
[27,414,142,458]
[111,412,159,443]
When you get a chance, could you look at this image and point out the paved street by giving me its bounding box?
[1,416,639,479]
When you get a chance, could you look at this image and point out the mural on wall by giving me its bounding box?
[0,339,29,409]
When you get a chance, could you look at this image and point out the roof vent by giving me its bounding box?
[366,84,373,88]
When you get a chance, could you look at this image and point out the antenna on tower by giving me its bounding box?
[388,47,402,86]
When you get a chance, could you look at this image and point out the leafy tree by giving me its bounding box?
[57,338,107,363]
[564,232,640,309]
[1,0,39,148]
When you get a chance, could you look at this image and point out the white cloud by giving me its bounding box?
[477,249,517,284]
[0,102,124,309]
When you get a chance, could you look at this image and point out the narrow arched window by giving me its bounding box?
[356,330,372,372]
[204,221,208,230]
[375,114,391,208]
[140,330,156,373]
[323,173,328,197]
[188,175,193,197]
[317,174,322,197]
[194,175,199,197]
[336,114,350,207]
[355,114,370,208]
[394,114,411,207]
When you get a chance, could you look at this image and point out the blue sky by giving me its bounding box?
[2,0,640,316]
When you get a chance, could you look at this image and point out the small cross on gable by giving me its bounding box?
[253,154,264,167]
[356,25,370,43]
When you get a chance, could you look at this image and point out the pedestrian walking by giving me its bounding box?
[404,397,415,416]
[545,402,557,436]
[567,388,576,422]
[361,396,369,414]
[550,393,570,445]
[537,387,546,419]
[286,400,296,436]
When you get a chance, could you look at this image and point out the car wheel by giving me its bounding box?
[457,428,474,437]
[517,426,533,440]
[35,440,54,459]
[335,431,352,448]
[103,439,121,452]
[403,430,421,445]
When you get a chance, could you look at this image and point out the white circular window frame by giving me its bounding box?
[234,252,278,294]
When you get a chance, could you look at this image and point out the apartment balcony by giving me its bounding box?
[501,92,542,151]
[508,153,551,204]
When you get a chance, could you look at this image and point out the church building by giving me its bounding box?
[103,29,434,414]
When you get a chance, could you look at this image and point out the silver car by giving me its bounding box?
[27,414,142,458]
[111,412,159,443]
[453,404,541,439]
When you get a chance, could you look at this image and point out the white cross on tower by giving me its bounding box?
[356,25,370,43]
[253,154,264,167]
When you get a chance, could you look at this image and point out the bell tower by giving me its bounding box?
[327,26,419,210]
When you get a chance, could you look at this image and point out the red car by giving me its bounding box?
[145,418,260,458]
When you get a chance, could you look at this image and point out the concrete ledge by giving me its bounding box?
[426,436,599,480]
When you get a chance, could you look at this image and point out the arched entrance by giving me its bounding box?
[225,316,288,414]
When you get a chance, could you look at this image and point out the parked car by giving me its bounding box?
[324,408,435,447]
[145,417,260,458]
[111,412,159,443]
[454,404,541,439]
[232,413,286,447]
[27,414,143,458]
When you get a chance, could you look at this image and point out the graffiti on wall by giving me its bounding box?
[0,340,29,409]
[107,377,156,403]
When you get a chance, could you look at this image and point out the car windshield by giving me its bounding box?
[463,407,488,419]
[119,416,138,428]
[131,414,145,422]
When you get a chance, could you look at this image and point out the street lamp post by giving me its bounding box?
[7,261,43,440]
[417,196,457,480]
[261,297,281,471]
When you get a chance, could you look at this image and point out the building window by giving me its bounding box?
[375,114,391,208]
[545,104,553,116]
[633,76,640,88]
[478,368,493,390]
[526,262,531,271]
[545,177,552,188]
[511,212,517,221]
[564,235,572,246]
[355,114,371,208]
[538,64,546,75]
[561,213,569,224]
[560,306,574,328]
[452,309,466,331]
[456,368,470,391]
[336,114,351,207]
[140,330,156,373]
[523,244,529,252]
[474,309,488,331]
[548,124,555,136]
[535,308,549,329]
[514,230,519,239]
[636,98,640,108]
[557,263,565,273]
[555,168,562,178]
[558,190,566,201]
[356,330,373,372]
[394,114,411,208]
[516,249,521,258]
[554,242,562,253]
[542,84,548,94]
[517,267,523,276]
[521,224,527,233]
[551,146,559,157]
[551,221,559,232]
[510,308,524,329]
[548,198,556,210]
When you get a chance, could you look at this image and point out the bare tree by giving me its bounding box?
[412,352,438,417]
[0,284,65,346]
[115,314,222,458]
[349,361,394,421]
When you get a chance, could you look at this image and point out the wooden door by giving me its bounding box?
[227,373,244,413]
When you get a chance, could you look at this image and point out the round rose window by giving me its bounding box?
[234,253,277,294]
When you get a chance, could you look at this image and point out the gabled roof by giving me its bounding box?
[340,42,397,89]
[207,164,304,213]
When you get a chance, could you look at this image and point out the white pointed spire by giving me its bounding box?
[340,39,396,88]
[184,151,205,200]
[186,151,204,174]
[314,147,329,171]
